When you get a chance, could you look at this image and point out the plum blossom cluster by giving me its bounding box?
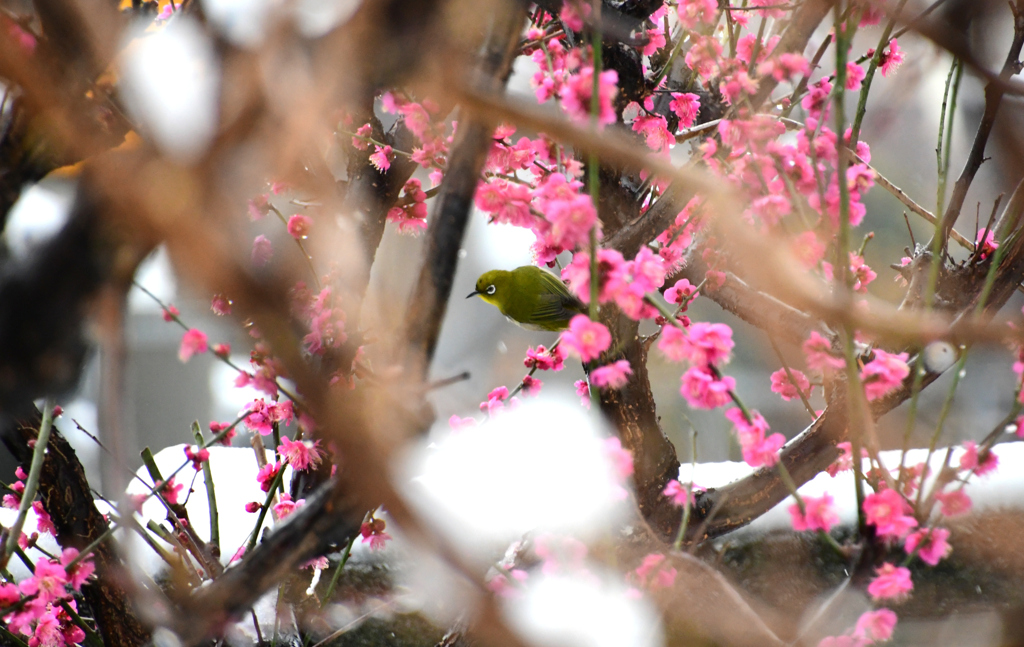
[1,549,95,646]
[359,517,392,551]
[475,165,598,265]
[524,11,617,125]
[819,608,898,647]
[243,398,294,436]
[3,467,55,549]
[663,478,703,508]
[657,320,735,410]
[291,284,348,358]
[562,248,667,319]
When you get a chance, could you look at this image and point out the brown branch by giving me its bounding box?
[401,5,527,377]
[857,153,975,251]
[930,0,1024,252]
[3,412,150,646]
[343,117,418,332]
[599,310,681,540]
[605,180,695,259]
[670,247,820,347]
[176,481,361,644]
[750,0,831,109]
[684,198,1024,543]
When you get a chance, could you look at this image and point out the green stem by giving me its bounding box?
[899,60,964,480]
[0,624,28,647]
[936,57,958,215]
[849,0,907,145]
[769,336,817,420]
[2,400,55,569]
[193,422,220,552]
[246,465,286,552]
[587,0,604,410]
[915,222,1011,513]
[941,60,963,205]
[268,204,321,289]
[60,599,103,647]
[319,531,360,609]
[672,428,699,551]
[832,4,868,537]
[140,447,164,484]
[649,28,685,90]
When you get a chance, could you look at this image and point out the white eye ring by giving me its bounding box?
[485,285,496,295]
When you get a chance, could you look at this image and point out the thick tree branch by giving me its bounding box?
[3,412,149,646]
[670,246,820,347]
[402,5,527,377]
[599,311,681,540]
[175,482,361,644]
[681,203,1024,543]
[343,117,418,331]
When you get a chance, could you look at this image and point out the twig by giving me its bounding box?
[854,153,974,251]
[194,421,220,553]
[1,399,54,569]
[401,5,526,378]
[930,0,1024,252]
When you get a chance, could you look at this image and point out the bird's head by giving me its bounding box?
[467,269,512,308]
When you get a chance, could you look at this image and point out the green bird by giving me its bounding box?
[467,265,587,332]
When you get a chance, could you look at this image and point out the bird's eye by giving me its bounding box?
[485,285,496,295]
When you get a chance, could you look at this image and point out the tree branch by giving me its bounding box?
[930,0,1024,252]
[401,4,527,377]
[3,412,150,646]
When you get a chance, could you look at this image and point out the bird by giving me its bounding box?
[466,265,587,331]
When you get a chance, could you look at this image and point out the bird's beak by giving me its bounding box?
[466,290,480,299]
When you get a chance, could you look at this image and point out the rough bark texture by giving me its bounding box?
[4,413,150,646]
[599,310,681,539]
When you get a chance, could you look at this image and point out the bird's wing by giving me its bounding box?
[534,268,578,302]
[531,271,587,328]
[530,292,578,327]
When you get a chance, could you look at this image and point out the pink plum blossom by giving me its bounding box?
[520,375,543,396]
[590,360,632,389]
[287,214,312,239]
[854,608,897,642]
[935,489,972,517]
[562,315,611,362]
[524,344,567,371]
[770,368,810,402]
[256,462,281,492]
[788,493,839,533]
[560,67,618,126]
[726,407,785,467]
[279,437,323,471]
[670,93,701,129]
[360,518,392,550]
[680,366,734,409]
[178,329,208,363]
[867,563,913,601]
[860,350,910,401]
[958,441,998,477]
[904,527,952,566]
[863,488,917,540]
